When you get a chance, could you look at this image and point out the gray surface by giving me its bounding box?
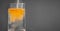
[25,0,60,31]
[0,0,60,31]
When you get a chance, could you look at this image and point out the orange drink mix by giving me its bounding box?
[8,8,25,23]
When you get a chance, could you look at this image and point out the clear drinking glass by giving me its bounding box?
[8,3,26,31]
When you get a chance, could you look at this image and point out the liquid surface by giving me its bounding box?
[8,8,25,23]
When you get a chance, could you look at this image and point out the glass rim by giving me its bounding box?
[9,3,24,4]
[8,3,25,8]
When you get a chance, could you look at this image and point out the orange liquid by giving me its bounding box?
[8,8,25,23]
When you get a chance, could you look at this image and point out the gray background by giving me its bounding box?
[0,0,60,31]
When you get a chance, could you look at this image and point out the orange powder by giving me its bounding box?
[8,8,25,23]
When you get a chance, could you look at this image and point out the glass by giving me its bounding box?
[8,3,26,31]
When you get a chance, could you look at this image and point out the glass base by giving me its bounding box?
[8,29,26,31]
